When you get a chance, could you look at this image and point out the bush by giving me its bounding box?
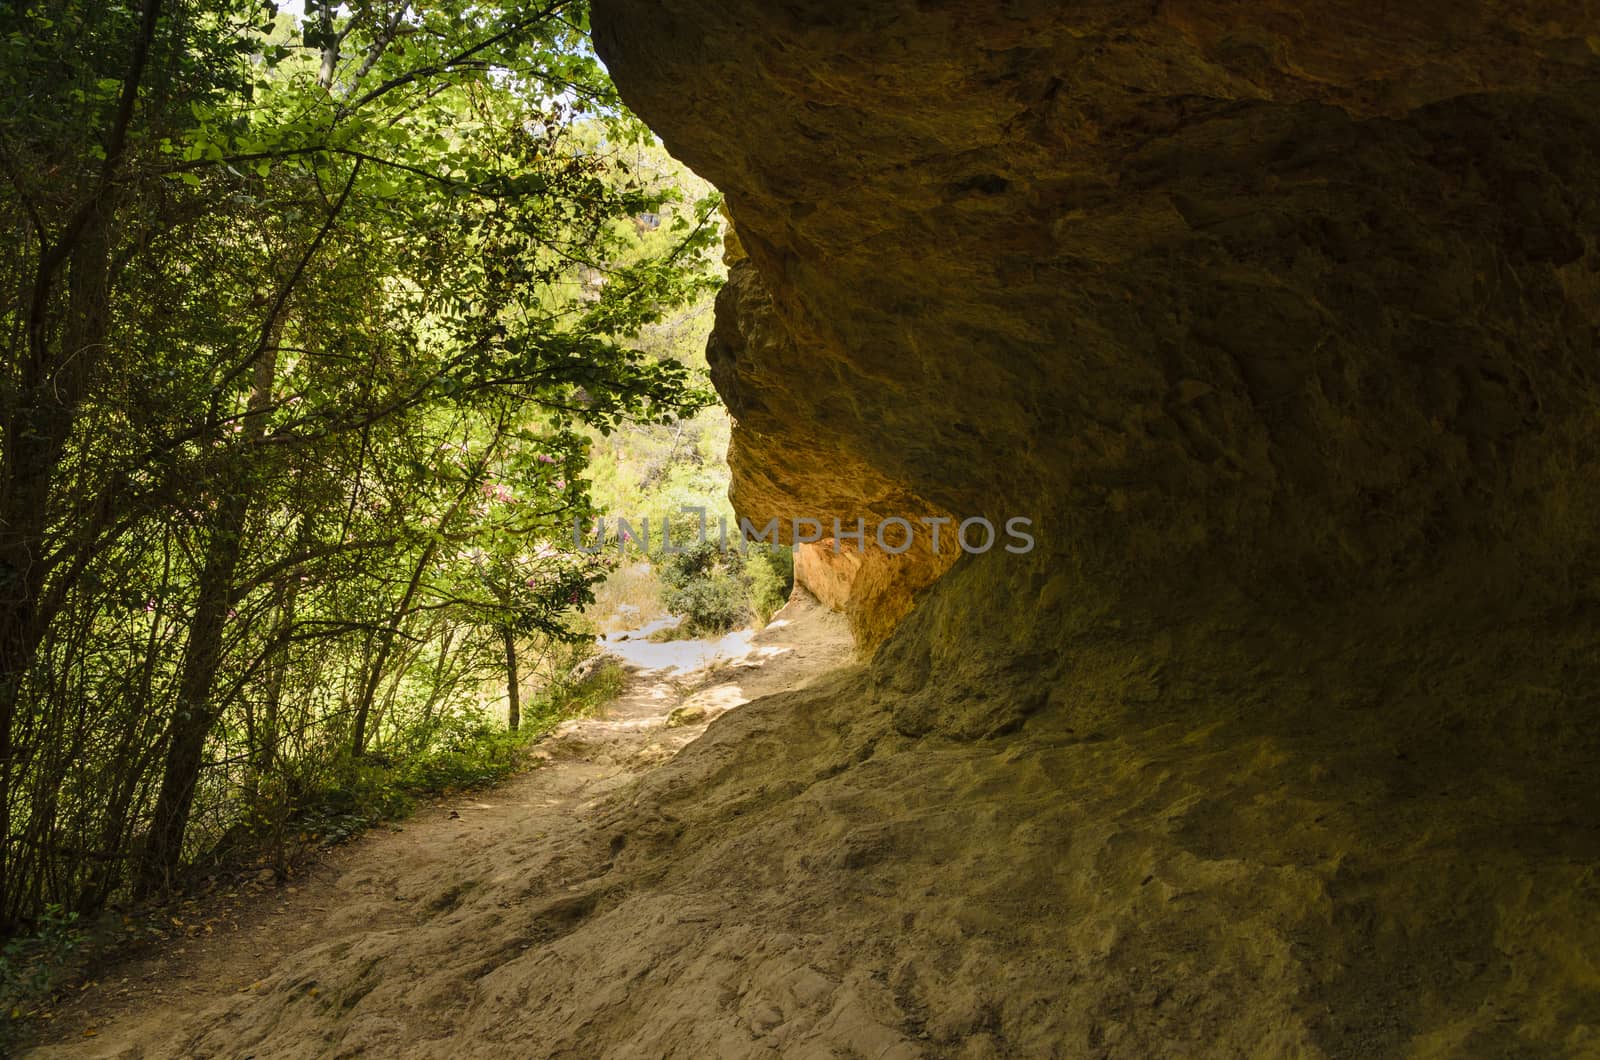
[657,542,794,634]
[658,543,746,634]
[744,545,794,625]
[1,905,84,1047]
[542,657,628,718]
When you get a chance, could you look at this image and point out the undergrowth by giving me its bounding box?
[292,658,627,845]
[0,906,83,1043]
[657,542,793,635]
[0,658,629,1050]
[209,656,631,870]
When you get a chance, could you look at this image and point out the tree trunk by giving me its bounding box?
[136,330,280,895]
[416,626,456,732]
[503,625,520,732]
[135,497,247,895]
[350,440,498,755]
[0,0,163,923]
[349,523,450,756]
[0,188,114,925]
[249,513,312,799]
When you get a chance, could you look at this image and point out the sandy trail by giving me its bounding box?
[27,594,853,1059]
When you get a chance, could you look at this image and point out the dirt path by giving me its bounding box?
[26,594,853,1059]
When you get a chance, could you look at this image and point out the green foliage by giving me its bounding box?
[659,542,745,635]
[0,0,723,931]
[0,905,83,1045]
[537,657,629,720]
[393,725,532,794]
[656,542,795,636]
[745,546,796,626]
[223,655,627,859]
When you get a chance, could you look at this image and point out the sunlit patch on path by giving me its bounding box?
[597,616,794,678]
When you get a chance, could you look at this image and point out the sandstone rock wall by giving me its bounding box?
[791,536,954,649]
[587,2,1600,1053]
[709,227,956,646]
[603,1,1600,639]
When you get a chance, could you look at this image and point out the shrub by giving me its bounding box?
[744,545,794,626]
[657,541,794,634]
[1,905,84,1047]
[658,542,750,634]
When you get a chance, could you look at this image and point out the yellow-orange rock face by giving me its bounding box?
[584,2,1600,1054]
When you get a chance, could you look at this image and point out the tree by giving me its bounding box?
[0,0,719,924]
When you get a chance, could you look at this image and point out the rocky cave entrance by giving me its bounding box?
[10,1,1600,1056]
[584,2,1600,1055]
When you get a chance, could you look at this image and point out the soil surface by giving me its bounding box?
[25,594,853,1059]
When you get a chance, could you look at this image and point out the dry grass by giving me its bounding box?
[586,560,669,634]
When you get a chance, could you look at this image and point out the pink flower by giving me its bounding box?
[554,478,565,489]
[537,454,557,465]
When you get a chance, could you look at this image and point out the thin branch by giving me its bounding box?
[24,0,163,373]
[341,0,413,101]
[227,535,402,602]
[343,0,570,112]
[208,156,365,408]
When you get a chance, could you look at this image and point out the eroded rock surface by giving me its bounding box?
[710,228,956,647]
[584,2,1600,1054]
[603,2,1600,633]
